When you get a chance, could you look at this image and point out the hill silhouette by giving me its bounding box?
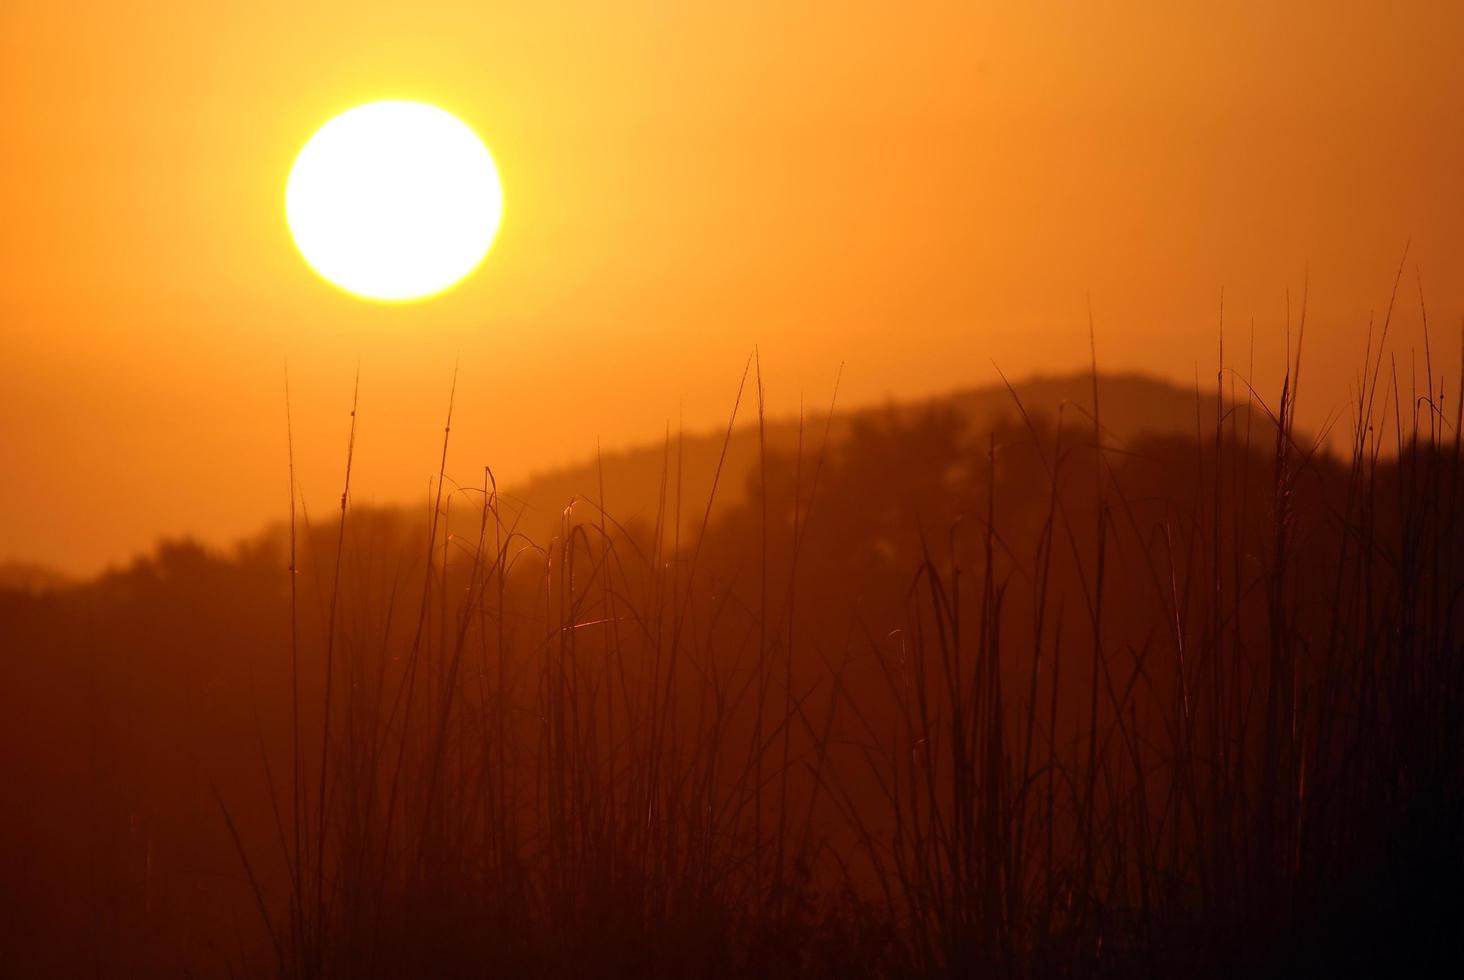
[494,370,1271,544]
[5,371,1261,587]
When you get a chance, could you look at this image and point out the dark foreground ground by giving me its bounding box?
[2,370,1461,977]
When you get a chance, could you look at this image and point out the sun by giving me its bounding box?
[285,101,503,303]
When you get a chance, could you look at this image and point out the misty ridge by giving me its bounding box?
[13,370,1281,589]
[1,363,1461,976]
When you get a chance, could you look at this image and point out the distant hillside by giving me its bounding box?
[0,562,74,595]
[0,371,1272,590]
[494,370,1271,540]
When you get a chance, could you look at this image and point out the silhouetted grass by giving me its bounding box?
[2,329,1460,977]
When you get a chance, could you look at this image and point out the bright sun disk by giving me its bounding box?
[285,100,503,302]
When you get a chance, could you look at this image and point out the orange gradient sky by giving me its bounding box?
[3,1,1463,573]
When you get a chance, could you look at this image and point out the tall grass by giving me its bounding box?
[219,329,1464,978]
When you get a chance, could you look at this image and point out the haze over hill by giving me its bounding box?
[496,369,1274,546]
[7,370,1280,587]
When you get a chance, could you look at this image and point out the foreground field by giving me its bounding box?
[2,360,1461,977]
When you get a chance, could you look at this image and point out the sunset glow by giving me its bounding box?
[5,4,1464,976]
[285,101,502,302]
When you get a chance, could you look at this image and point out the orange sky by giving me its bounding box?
[3,1,1463,573]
